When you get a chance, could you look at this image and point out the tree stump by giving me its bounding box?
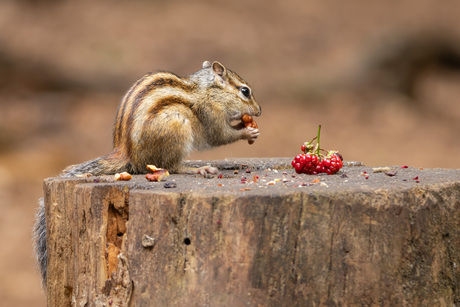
[44,158,460,306]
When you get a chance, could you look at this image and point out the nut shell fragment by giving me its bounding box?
[146,165,161,172]
[145,165,170,182]
[372,167,392,173]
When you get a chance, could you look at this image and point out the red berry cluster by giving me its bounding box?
[291,125,343,175]
[292,152,343,175]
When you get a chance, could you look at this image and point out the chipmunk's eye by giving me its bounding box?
[240,86,251,98]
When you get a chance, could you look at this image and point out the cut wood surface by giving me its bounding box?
[44,158,460,306]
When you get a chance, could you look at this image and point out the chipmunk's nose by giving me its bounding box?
[255,105,262,117]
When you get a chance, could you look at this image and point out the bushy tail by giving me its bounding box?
[62,151,131,177]
[33,197,47,287]
[33,151,132,287]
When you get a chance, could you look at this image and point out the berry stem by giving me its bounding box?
[303,136,318,153]
[316,125,322,156]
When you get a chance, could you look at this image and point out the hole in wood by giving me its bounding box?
[183,238,191,245]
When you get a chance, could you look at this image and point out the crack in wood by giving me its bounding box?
[105,190,129,280]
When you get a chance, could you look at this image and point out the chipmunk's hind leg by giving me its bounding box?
[137,109,195,172]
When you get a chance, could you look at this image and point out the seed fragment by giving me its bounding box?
[384,171,398,177]
[164,182,177,188]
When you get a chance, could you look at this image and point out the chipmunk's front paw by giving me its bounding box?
[243,127,260,144]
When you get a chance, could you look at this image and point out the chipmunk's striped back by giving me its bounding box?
[113,72,196,151]
[109,69,207,173]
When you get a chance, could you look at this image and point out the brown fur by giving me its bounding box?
[63,61,261,176]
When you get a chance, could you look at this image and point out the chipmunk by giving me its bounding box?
[33,61,261,287]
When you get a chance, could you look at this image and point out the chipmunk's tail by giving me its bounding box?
[61,150,132,177]
[33,197,47,288]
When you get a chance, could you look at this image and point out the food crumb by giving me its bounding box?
[372,167,391,173]
[163,182,177,188]
[384,170,398,177]
[115,172,132,181]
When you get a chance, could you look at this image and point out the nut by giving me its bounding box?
[115,172,132,181]
[241,114,258,145]
[145,165,170,182]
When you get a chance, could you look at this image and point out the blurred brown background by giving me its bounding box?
[1,0,460,305]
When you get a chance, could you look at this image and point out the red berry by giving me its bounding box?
[336,153,343,161]
[315,163,325,173]
[294,155,300,163]
[294,163,303,173]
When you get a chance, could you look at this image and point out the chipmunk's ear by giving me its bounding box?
[212,61,227,85]
[202,61,212,69]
